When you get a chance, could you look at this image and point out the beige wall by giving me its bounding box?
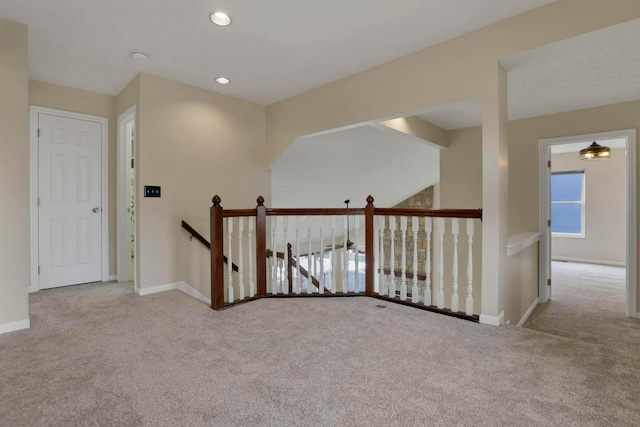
[29,81,118,276]
[136,74,270,297]
[0,19,30,326]
[440,126,484,314]
[505,243,539,326]
[551,149,626,265]
[266,0,640,165]
[508,100,640,310]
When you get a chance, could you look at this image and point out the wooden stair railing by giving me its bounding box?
[183,220,327,293]
[208,195,483,323]
[181,220,239,272]
[266,248,330,293]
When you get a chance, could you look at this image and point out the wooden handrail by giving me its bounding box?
[267,208,364,216]
[374,208,482,219]
[267,249,331,293]
[181,220,239,272]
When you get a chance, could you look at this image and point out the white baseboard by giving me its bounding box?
[517,298,539,327]
[479,311,504,326]
[136,281,210,305]
[178,283,211,305]
[552,256,625,267]
[0,318,31,335]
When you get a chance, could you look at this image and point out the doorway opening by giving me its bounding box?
[117,106,136,291]
[538,129,637,324]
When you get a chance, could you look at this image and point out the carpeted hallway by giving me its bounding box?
[1,282,640,426]
[525,261,640,351]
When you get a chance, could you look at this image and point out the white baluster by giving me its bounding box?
[424,217,432,306]
[400,216,408,301]
[389,216,396,298]
[227,217,234,303]
[248,218,255,297]
[342,215,348,293]
[278,258,284,292]
[319,218,325,294]
[295,217,302,294]
[282,217,289,295]
[307,216,313,294]
[378,216,386,296]
[451,218,459,312]
[466,219,475,316]
[331,216,337,294]
[238,217,245,300]
[411,217,419,303]
[270,217,277,294]
[354,215,360,293]
[437,218,445,309]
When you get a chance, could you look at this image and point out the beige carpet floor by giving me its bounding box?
[525,261,640,351]
[1,282,640,426]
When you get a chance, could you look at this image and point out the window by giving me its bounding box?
[551,170,585,237]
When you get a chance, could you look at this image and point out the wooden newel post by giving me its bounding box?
[365,195,375,296]
[256,196,267,297]
[210,195,225,310]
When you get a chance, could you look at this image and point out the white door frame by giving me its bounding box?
[538,129,637,317]
[29,106,110,292]
[116,105,136,287]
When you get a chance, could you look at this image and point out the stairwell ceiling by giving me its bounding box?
[270,124,440,208]
[1,0,553,105]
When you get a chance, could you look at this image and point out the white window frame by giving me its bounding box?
[551,170,585,238]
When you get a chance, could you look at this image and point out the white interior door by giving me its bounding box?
[38,113,103,289]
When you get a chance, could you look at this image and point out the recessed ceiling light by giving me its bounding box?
[210,12,231,26]
[215,77,230,85]
[130,50,149,62]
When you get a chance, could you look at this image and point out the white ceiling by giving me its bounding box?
[0,0,553,105]
[270,125,440,208]
[502,18,640,121]
[415,99,483,131]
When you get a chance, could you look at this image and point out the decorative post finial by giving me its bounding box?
[366,195,374,206]
[257,196,265,207]
[212,195,221,207]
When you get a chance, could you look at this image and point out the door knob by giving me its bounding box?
[92,207,100,213]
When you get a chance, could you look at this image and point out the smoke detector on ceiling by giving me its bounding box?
[130,50,149,62]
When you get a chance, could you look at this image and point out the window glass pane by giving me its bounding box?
[551,204,582,234]
[551,174,582,202]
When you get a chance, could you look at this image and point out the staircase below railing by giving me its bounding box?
[207,195,482,322]
[181,220,238,272]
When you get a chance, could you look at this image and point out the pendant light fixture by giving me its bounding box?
[344,200,356,253]
[579,141,611,160]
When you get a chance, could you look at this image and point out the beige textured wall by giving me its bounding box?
[505,243,539,325]
[0,19,30,326]
[508,100,640,310]
[29,80,118,276]
[379,117,448,148]
[266,0,640,165]
[441,126,484,315]
[551,149,626,265]
[136,74,270,297]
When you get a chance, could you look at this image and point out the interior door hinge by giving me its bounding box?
[37,128,40,138]
[37,197,40,206]
[38,266,40,275]
[547,160,551,168]
[547,278,551,287]
[548,219,551,227]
